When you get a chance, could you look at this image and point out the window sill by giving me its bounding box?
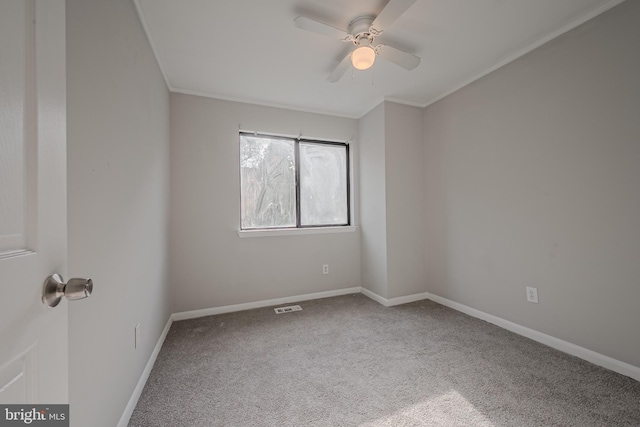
[237,226,358,238]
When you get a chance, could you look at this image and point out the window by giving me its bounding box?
[240,133,349,230]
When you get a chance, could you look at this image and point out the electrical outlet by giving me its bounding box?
[322,264,329,275]
[135,323,141,349]
[526,287,539,304]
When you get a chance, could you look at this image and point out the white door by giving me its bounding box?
[0,0,69,403]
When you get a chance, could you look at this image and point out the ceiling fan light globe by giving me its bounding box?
[351,46,376,70]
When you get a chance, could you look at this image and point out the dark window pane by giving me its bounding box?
[299,143,348,226]
[240,135,296,229]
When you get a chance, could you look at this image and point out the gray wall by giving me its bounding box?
[423,0,640,367]
[385,102,426,299]
[169,93,360,313]
[359,103,388,297]
[359,102,427,299]
[66,0,171,425]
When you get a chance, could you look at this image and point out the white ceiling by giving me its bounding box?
[135,0,624,118]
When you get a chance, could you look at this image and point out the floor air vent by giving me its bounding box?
[274,305,302,314]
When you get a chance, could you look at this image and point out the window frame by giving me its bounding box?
[239,132,351,231]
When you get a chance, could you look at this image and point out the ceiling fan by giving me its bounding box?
[294,0,421,82]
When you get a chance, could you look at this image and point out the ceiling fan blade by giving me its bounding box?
[370,0,418,35]
[376,44,420,70]
[327,53,353,83]
[294,16,352,41]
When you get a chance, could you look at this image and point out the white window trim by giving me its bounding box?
[237,225,358,238]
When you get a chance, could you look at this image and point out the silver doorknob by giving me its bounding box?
[42,274,93,308]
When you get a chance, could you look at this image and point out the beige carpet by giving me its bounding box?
[129,294,640,426]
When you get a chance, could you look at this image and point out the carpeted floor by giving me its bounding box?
[128,294,640,426]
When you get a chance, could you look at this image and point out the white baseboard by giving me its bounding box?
[117,316,174,427]
[172,287,362,321]
[360,287,429,307]
[427,292,640,382]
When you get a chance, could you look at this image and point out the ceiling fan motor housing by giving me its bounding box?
[349,15,376,45]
